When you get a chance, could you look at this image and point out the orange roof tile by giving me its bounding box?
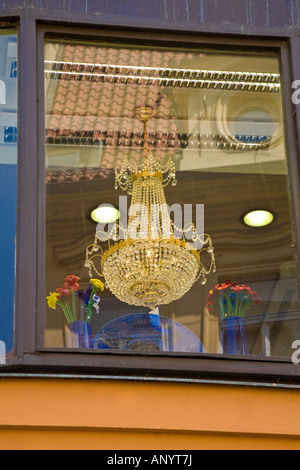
[46,44,183,178]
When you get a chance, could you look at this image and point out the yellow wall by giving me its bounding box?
[0,378,300,450]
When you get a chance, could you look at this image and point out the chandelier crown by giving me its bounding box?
[114,106,177,195]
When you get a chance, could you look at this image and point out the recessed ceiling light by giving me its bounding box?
[243,209,274,228]
[90,204,120,224]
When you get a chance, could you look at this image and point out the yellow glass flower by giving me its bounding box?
[46,292,61,309]
[90,279,105,291]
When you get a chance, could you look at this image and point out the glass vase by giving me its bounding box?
[65,320,93,349]
[220,316,248,355]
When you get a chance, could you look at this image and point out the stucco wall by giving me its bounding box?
[0,378,300,450]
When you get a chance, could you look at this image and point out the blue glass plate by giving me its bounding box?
[94,313,205,353]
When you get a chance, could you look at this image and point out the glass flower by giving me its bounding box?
[47,275,105,324]
[77,287,93,305]
[206,280,262,318]
[56,287,71,297]
[46,292,61,309]
[64,275,80,292]
[90,279,105,291]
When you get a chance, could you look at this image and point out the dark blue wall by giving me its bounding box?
[0,164,17,352]
[0,0,299,37]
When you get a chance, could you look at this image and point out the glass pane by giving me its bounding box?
[44,39,300,359]
[0,30,17,363]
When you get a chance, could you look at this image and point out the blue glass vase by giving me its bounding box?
[220,316,248,355]
[65,320,93,349]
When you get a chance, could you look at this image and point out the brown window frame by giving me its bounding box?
[5,18,300,385]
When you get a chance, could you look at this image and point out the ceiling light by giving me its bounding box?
[44,60,280,92]
[90,204,120,224]
[243,209,274,228]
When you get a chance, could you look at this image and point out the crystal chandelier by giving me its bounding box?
[85,106,216,309]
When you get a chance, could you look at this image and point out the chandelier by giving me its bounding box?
[85,106,216,309]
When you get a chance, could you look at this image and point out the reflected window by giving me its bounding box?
[44,39,300,359]
[0,31,17,356]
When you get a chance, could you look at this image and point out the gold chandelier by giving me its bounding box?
[85,106,216,309]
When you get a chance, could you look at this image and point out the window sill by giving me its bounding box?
[1,349,299,386]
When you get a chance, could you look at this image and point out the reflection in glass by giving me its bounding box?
[44,40,300,358]
[0,31,17,356]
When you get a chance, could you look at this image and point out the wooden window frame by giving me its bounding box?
[3,17,300,385]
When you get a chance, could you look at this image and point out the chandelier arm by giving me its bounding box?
[89,257,104,279]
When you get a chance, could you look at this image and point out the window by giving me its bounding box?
[43,36,300,364]
[0,30,17,362]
